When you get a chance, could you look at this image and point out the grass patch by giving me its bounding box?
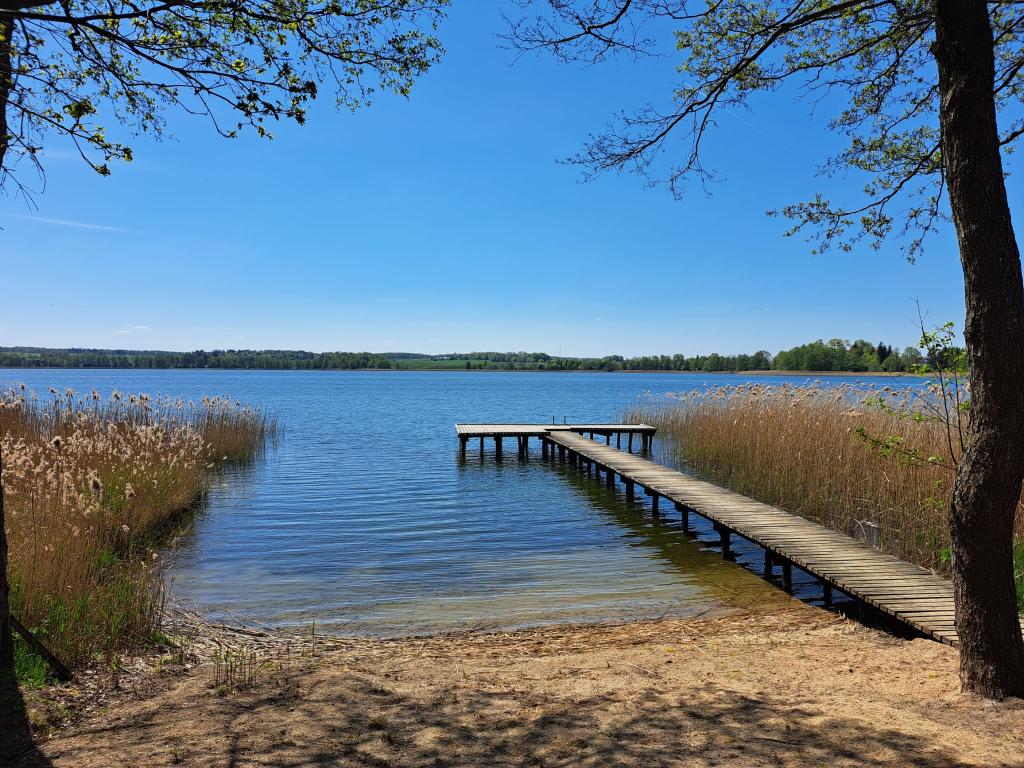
[2,387,275,682]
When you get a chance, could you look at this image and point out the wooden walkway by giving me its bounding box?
[539,430,964,645]
[456,423,655,459]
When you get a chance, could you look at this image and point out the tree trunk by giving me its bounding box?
[934,2,1024,698]
[0,11,14,677]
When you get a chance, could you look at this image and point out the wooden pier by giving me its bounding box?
[459,423,975,647]
[455,423,655,460]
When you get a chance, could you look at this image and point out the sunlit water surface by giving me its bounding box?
[2,369,922,635]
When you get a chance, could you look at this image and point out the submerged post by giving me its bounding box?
[675,502,690,534]
[715,523,732,559]
[459,435,468,460]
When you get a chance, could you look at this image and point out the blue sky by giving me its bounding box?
[0,4,976,357]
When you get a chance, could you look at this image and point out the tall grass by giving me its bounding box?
[1,386,274,678]
[626,383,1015,574]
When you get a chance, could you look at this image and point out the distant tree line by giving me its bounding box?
[0,339,935,373]
[772,339,927,373]
[448,351,774,372]
[446,341,929,372]
[0,347,394,370]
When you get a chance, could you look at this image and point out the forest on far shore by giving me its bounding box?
[0,339,930,373]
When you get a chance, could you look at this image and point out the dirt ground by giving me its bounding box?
[9,603,1024,767]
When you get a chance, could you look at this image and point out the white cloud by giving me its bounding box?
[7,214,128,232]
[113,325,150,336]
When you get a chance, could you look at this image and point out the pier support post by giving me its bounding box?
[606,466,614,489]
[616,433,621,448]
[605,433,610,445]
[517,435,527,459]
[558,445,566,462]
[651,493,660,517]
[459,435,468,460]
[625,479,635,501]
[715,524,732,559]
[675,502,689,534]
[763,550,774,578]
[628,433,634,453]
[479,436,484,459]
[495,436,502,460]
[822,582,833,607]
[541,440,548,460]
[782,561,793,594]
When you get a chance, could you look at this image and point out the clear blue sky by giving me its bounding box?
[0,4,979,357]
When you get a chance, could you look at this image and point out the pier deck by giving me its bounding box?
[456,421,994,646]
[540,430,965,645]
[455,422,655,458]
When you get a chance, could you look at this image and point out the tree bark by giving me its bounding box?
[0,11,14,677]
[934,2,1024,698]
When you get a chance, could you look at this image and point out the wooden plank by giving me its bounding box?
[538,429,974,647]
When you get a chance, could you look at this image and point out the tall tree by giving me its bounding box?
[0,0,447,678]
[507,1,1024,698]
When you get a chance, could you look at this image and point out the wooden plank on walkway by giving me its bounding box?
[541,430,978,646]
[456,423,656,438]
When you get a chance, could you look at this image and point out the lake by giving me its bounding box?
[0,369,921,635]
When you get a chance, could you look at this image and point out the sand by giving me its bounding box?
[9,603,1024,767]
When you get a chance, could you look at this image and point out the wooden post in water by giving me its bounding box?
[628,433,634,453]
[675,502,689,534]
[625,479,635,501]
[558,445,566,462]
[782,561,793,594]
[822,581,833,607]
[606,467,615,489]
[479,436,484,459]
[605,433,610,445]
[763,550,774,578]
[495,436,502,460]
[715,524,732,559]
[651,492,660,517]
[459,435,468,460]
[616,433,621,448]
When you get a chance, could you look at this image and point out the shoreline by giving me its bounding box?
[2,366,929,376]
[23,604,1024,767]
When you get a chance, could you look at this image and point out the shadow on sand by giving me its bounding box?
[2,672,52,767]
[33,662,974,768]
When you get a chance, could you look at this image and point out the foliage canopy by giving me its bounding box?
[0,1,448,194]
[506,1,1024,261]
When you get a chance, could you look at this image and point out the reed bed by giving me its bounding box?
[626,383,1006,575]
[1,386,274,681]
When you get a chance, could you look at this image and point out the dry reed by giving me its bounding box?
[626,382,999,574]
[1,385,274,678]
